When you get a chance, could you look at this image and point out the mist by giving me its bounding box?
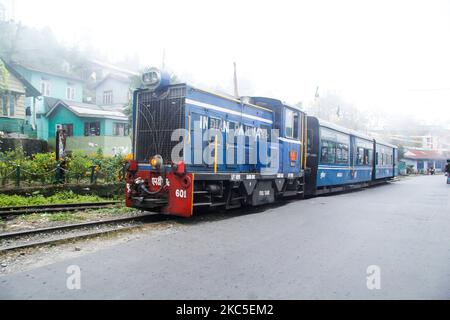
[2,0,450,146]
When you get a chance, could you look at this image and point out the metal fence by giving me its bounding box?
[0,161,126,189]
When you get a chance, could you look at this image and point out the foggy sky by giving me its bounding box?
[13,0,450,125]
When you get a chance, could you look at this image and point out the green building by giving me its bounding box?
[0,58,40,138]
[45,99,131,156]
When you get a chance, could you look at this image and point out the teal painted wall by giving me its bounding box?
[14,65,84,140]
[0,117,36,137]
[47,105,128,139]
[48,106,86,138]
[36,116,49,140]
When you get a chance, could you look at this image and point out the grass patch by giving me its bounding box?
[48,212,87,222]
[0,191,113,207]
[14,206,136,225]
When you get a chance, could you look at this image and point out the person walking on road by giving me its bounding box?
[445,159,450,184]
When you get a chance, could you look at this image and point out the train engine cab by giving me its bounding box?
[125,68,307,217]
[125,68,194,217]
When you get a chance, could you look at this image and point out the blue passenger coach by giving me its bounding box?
[374,141,397,180]
[305,116,397,195]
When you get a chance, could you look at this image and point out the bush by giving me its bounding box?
[0,148,126,187]
[67,150,92,183]
[28,152,57,183]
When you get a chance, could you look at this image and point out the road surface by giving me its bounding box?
[1,175,449,299]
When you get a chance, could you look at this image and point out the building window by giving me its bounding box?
[103,90,113,105]
[113,122,129,136]
[1,95,7,116]
[40,79,51,96]
[84,122,100,136]
[57,124,73,136]
[66,86,75,100]
[9,94,15,117]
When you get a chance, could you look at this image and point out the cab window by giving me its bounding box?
[285,109,300,139]
[285,109,294,138]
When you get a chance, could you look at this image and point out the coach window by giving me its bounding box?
[321,140,336,164]
[368,149,373,165]
[362,149,369,165]
[357,147,364,165]
[307,129,313,154]
[336,143,349,164]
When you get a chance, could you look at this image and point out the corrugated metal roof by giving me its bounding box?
[46,99,128,121]
[403,149,446,160]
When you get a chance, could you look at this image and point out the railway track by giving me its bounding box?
[0,212,172,252]
[0,201,122,218]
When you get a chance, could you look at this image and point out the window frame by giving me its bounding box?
[9,93,15,117]
[113,122,129,136]
[103,90,113,105]
[2,94,8,116]
[66,85,75,100]
[284,108,299,139]
[40,79,51,96]
[84,121,101,136]
[320,139,337,164]
[335,142,349,164]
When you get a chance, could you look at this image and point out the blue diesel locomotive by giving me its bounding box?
[125,68,397,217]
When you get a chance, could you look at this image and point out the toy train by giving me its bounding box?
[125,68,397,217]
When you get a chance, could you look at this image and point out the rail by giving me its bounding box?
[0,212,174,252]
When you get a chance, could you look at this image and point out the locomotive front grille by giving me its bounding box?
[135,85,186,163]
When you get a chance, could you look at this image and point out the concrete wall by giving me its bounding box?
[0,137,47,155]
[64,136,131,156]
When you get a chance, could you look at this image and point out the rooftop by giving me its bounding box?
[1,58,41,97]
[46,99,128,121]
[403,149,447,160]
[10,61,84,82]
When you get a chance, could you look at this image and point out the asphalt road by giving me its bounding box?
[1,175,449,299]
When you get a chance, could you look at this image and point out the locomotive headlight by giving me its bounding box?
[142,69,160,87]
[150,154,163,169]
[141,67,171,90]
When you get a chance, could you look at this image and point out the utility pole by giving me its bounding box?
[233,62,239,98]
[11,0,16,20]
[314,86,320,117]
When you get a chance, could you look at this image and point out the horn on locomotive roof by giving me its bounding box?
[141,67,171,91]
